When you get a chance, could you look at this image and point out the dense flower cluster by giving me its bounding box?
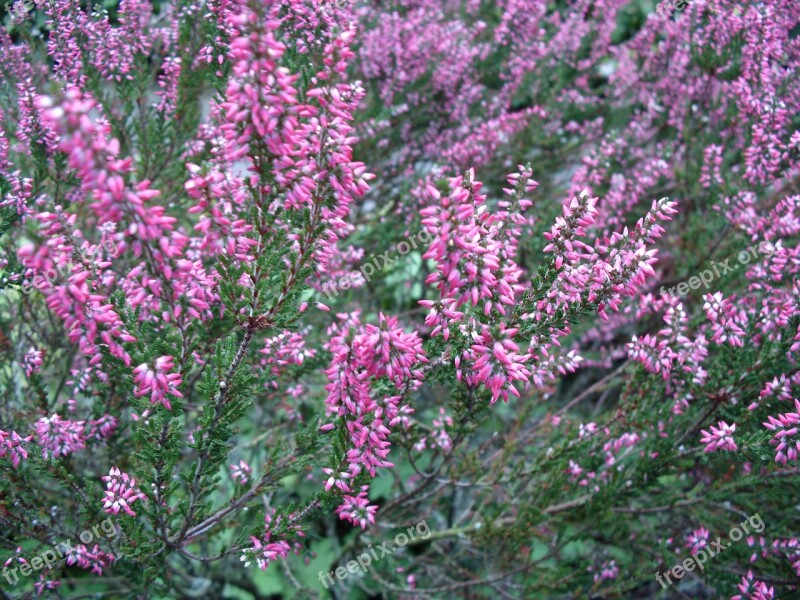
[763,400,800,465]
[64,544,115,576]
[240,509,304,571]
[101,467,147,516]
[0,0,799,597]
[321,312,425,525]
[132,356,183,410]
[0,429,31,469]
[700,421,738,453]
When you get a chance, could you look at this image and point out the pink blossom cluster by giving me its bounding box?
[763,400,800,465]
[563,425,644,492]
[0,430,32,469]
[240,509,304,571]
[745,535,800,578]
[700,421,738,453]
[22,347,43,376]
[34,414,86,459]
[732,571,776,600]
[686,527,711,555]
[24,413,118,460]
[259,330,316,382]
[590,559,619,583]
[321,312,425,526]
[132,356,183,410]
[101,467,147,516]
[334,485,378,530]
[0,0,799,596]
[64,544,115,576]
[229,460,251,485]
[420,166,675,405]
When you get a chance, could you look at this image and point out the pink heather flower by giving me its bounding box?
[16,82,58,153]
[87,415,118,441]
[3,0,799,592]
[230,460,252,485]
[732,570,775,600]
[746,536,769,563]
[335,486,378,529]
[703,292,748,346]
[763,399,800,464]
[760,374,796,404]
[419,168,672,408]
[543,189,599,269]
[700,421,738,453]
[130,409,152,423]
[463,323,529,404]
[699,144,724,188]
[240,536,292,571]
[133,355,183,410]
[321,311,423,487]
[686,527,710,555]
[34,575,61,595]
[0,430,33,468]
[322,466,355,493]
[3,547,27,569]
[101,467,147,516]
[603,432,640,467]
[771,538,800,576]
[34,414,87,459]
[260,330,316,381]
[64,544,114,576]
[627,334,676,379]
[240,510,303,571]
[431,407,454,452]
[84,545,115,576]
[362,313,427,386]
[578,422,599,439]
[420,169,526,317]
[386,401,414,430]
[22,347,43,376]
[567,460,584,481]
[0,172,33,216]
[592,559,619,583]
[155,56,181,115]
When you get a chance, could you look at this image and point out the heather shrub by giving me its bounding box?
[0,0,798,599]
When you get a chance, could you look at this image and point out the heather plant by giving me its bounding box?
[0,1,799,599]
